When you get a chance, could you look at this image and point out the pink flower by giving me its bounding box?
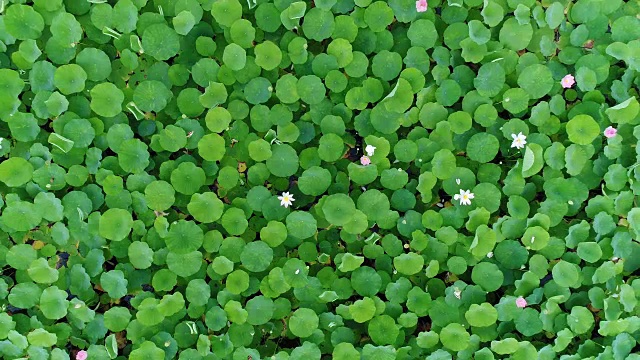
[561,74,575,89]
[76,350,88,360]
[360,155,371,166]
[604,126,617,138]
[416,0,428,12]
[515,297,527,308]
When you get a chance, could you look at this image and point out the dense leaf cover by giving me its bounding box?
[0,0,640,359]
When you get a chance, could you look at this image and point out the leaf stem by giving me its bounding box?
[126,102,145,120]
[102,27,122,40]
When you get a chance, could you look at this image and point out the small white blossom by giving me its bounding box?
[365,144,376,156]
[278,192,295,208]
[453,189,474,206]
[510,132,527,149]
[0,137,4,150]
[487,252,494,258]
[453,288,462,299]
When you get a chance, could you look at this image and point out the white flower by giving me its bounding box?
[453,189,474,206]
[0,137,3,150]
[510,132,527,149]
[453,287,462,299]
[277,192,295,208]
[487,252,494,258]
[365,144,376,156]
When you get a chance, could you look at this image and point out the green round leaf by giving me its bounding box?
[322,194,356,226]
[566,114,600,145]
[465,303,498,327]
[240,241,273,272]
[4,5,45,40]
[99,208,133,241]
[393,253,425,275]
[171,162,206,195]
[518,64,554,99]
[286,211,317,239]
[552,260,581,288]
[100,270,128,298]
[90,83,124,117]
[188,192,224,223]
[39,286,69,320]
[221,208,248,235]
[472,262,504,292]
[368,315,399,345]
[0,157,34,187]
[255,41,282,70]
[145,180,175,211]
[166,220,204,254]
[289,308,319,338]
[54,64,87,95]
[467,133,499,163]
[266,144,299,177]
[440,323,470,351]
[142,24,181,61]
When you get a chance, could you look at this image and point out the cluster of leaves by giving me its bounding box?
[1,0,640,359]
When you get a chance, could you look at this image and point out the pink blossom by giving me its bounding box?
[561,74,575,89]
[416,0,428,12]
[360,155,371,166]
[604,126,617,138]
[76,350,88,360]
[515,297,527,308]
